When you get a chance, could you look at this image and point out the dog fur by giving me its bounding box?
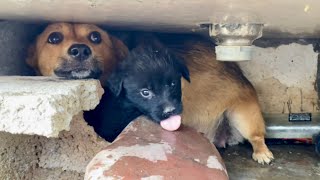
[84,45,190,142]
[152,34,274,164]
[26,23,128,83]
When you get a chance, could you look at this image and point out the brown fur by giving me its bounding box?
[157,35,274,164]
[27,23,128,84]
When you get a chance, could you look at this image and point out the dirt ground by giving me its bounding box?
[220,141,320,180]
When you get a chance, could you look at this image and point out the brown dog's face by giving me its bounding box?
[27,23,128,81]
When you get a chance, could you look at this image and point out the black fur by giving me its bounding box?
[84,45,190,142]
[84,88,141,142]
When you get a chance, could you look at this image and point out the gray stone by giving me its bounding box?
[0,76,103,137]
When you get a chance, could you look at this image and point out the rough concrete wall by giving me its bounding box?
[0,132,40,180]
[32,168,83,180]
[38,113,110,173]
[0,21,43,76]
[0,113,109,180]
[240,43,319,114]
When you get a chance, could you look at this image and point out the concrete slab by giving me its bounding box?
[0,76,103,137]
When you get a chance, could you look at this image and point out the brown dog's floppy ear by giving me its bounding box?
[172,55,190,83]
[180,63,190,83]
[26,44,39,72]
[110,35,129,61]
[106,68,124,97]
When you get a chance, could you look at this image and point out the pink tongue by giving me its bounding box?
[160,115,181,131]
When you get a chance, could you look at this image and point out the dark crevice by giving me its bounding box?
[254,38,320,48]
[315,42,320,108]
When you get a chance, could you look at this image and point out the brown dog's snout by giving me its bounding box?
[68,44,92,61]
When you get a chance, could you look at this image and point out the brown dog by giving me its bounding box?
[150,35,274,164]
[27,23,128,84]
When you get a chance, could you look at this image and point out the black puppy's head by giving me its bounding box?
[107,46,190,122]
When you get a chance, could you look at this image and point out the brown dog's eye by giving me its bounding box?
[47,32,64,44]
[89,31,102,44]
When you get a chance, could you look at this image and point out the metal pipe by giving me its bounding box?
[208,23,264,61]
[265,113,320,139]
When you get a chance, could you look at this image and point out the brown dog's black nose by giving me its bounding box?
[68,44,92,61]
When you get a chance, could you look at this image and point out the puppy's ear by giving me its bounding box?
[110,36,129,61]
[180,62,191,83]
[106,69,124,96]
[26,44,41,75]
[26,44,39,73]
[174,57,190,83]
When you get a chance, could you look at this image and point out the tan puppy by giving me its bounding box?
[150,35,273,164]
[27,23,128,84]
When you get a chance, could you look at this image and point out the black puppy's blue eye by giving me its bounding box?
[140,89,152,98]
[47,32,63,44]
[171,82,176,86]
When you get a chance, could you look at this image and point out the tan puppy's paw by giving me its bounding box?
[252,148,274,165]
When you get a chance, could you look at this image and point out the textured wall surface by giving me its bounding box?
[0,113,110,180]
[0,21,43,76]
[240,43,319,114]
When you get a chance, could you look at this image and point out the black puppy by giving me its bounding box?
[84,45,190,142]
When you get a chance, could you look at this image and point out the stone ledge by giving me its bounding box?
[85,117,228,179]
[0,76,103,137]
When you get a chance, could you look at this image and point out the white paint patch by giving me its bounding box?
[141,175,164,180]
[194,158,200,162]
[85,141,172,179]
[106,176,124,180]
[85,170,124,180]
[85,166,104,180]
[206,156,228,175]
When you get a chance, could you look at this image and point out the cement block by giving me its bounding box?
[39,113,110,173]
[0,132,40,180]
[32,168,83,180]
[0,113,109,180]
[0,76,103,137]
